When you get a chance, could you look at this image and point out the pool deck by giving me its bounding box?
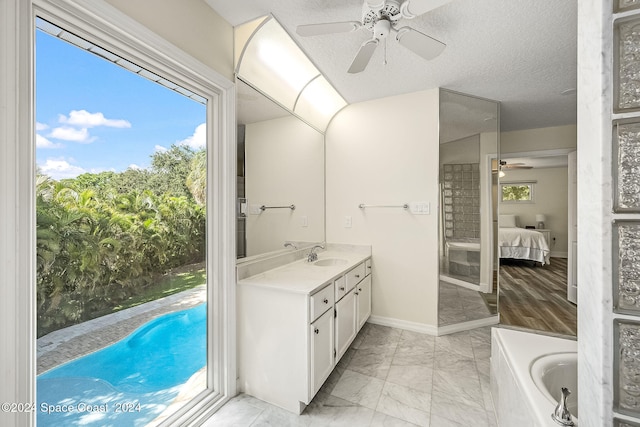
[37,284,206,374]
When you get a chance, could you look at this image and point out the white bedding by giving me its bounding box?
[498,227,551,265]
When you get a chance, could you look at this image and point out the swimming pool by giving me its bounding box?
[37,303,206,426]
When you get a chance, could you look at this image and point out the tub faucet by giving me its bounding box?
[551,387,575,426]
[307,244,325,262]
[284,242,298,250]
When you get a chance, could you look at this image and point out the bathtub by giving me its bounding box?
[491,328,578,426]
[446,239,481,252]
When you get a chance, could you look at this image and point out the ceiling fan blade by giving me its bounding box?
[348,39,379,74]
[296,22,361,37]
[400,0,450,18]
[396,27,445,61]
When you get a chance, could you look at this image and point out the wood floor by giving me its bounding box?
[498,257,577,336]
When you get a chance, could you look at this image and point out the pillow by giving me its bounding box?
[499,214,517,228]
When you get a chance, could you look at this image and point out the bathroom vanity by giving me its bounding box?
[237,247,372,414]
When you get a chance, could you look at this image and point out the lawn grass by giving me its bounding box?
[112,264,206,312]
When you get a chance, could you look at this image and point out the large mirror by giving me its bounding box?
[496,149,577,336]
[236,79,325,259]
[438,89,499,328]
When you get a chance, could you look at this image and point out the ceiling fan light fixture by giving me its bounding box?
[373,19,391,38]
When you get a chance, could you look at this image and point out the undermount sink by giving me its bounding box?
[314,258,348,267]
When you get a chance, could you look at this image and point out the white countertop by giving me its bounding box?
[237,250,370,294]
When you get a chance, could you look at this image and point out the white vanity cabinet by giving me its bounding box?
[237,253,372,414]
[356,274,372,330]
[335,288,357,360]
[310,307,334,397]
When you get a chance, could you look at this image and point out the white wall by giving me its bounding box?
[326,89,440,329]
[440,134,480,164]
[501,124,577,154]
[245,115,324,256]
[105,0,234,80]
[499,167,569,256]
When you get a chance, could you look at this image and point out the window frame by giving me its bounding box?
[2,0,237,424]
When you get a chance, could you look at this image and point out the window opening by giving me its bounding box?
[500,182,536,203]
[35,17,209,426]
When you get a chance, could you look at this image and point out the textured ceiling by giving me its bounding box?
[205,0,577,132]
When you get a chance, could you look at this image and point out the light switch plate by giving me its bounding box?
[409,201,430,215]
[249,204,262,215]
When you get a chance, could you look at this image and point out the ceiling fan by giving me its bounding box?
[296,0,449,74]
[500,161,533,170]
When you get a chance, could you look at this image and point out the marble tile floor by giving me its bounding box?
[438,281,494,326]
[203,324,497,427]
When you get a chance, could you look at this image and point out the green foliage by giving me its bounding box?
[501,184,531,201]
[36,145,207,337]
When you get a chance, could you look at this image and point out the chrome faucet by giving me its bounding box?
[307,244,325,262]
[284,242,298,250]
[551,387,575,426]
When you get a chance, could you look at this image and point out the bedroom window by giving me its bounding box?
[500,182,535,203]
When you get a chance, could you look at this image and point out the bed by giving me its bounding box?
[498,214,551,265]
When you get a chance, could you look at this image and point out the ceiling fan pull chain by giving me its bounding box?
[383,37,388,65]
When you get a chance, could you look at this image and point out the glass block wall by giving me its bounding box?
[441,163,480,240]
[614,7,640,425]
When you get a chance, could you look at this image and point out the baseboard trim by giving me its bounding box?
[550,252,568,258]
[367,315,438,336]
[437,316,500,336]
[367,314,500,336]
[439,274,481,292]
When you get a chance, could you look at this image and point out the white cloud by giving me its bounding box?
[38,158,87,180]
[128,164,143,170]
[36,134,63,149]
[59,110,131,128]
[48,126,95,143]
[178,123,206,149]
[154,145,168,152]
[36,122,49,131]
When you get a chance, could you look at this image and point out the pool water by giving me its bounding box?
[37,303,206,426]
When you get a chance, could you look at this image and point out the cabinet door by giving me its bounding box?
[310,308,334,398]
[335,289,357,360]
[356,275,372,330]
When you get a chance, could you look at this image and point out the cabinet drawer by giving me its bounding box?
[334,275,347,301]
[310,283,334,322]
[345,263,366,290]
[365,258,372,276]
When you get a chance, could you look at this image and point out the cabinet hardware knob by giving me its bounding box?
[314,328,319,334]
[323,298,328,304]
[355,292,359,295]
[339,286,345,291]
[367,266,371,269]
[355,274,360,278]
[359,288,362,292]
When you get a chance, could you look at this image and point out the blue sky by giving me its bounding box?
[36,28,206,180]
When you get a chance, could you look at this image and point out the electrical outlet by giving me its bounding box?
[301,216,308,227]
[344,216,352,228]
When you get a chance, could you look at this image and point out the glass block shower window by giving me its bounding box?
[440,163,480,239]
[614,120,640,212]
[617,0,640,13]
[616,320,640,417]
[614,222,640,314]
[615,17,640,112]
